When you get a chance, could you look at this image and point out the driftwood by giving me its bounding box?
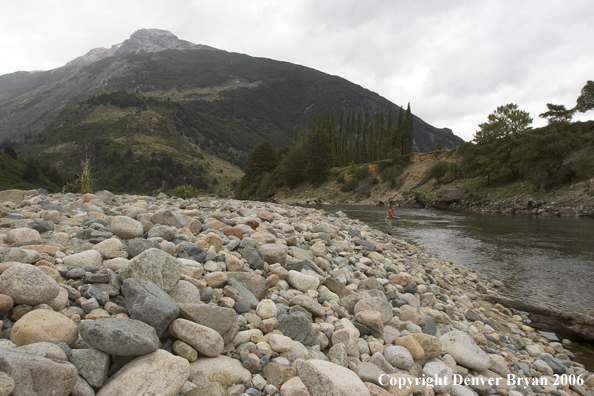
[484,295,594,342]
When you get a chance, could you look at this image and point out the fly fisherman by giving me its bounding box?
[385,205,399,234]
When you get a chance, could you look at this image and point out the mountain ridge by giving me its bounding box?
[0,29,464,194]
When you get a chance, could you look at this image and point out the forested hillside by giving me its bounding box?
[0,29,462,194]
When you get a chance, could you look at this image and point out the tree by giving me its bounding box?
[539,103,574,125]
[472,104,532,182]
[243,140,278,182]
[576,81,594,113]
[474,103,532,144]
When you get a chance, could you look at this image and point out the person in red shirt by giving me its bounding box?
[385,205,399,234]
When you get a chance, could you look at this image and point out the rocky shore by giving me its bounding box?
[0,189,593,396]
[402,189,594,218]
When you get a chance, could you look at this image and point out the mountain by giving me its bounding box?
[0,29,463,193]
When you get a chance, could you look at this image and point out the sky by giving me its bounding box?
[1,0,593,141]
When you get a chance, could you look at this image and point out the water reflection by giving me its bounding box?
[308,205,594,312]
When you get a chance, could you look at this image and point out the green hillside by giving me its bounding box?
[0,30,463,193]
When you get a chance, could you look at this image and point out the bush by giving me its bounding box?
[354,166,370,180]
[168,184,200,199]
[573,151,594,179]
[380,164,403,185]
[3,146,17,160]
[427,161,449,181]
[346,162,358,175]
[341,177,359,192]
[336,174,346,184]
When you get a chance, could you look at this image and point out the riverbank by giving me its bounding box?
[0,189,593,395]
[274,151,594,218]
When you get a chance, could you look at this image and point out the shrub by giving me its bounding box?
[427,161,449,181]
[354,166,370,180]
[168,184,200,199]
[346,162,358,175]
[380,164,403,185]
[341,177,359,192]
[573,151,594,179]
[336,174,346,184]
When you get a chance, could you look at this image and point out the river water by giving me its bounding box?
[307,205,594,312]
[304,204,594,367]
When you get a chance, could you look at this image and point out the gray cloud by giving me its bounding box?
[1,0,592,141]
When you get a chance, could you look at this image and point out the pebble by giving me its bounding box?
[0,190,590,396]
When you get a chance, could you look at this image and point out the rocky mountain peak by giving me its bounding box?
[59,29,215,73]
[113,29,214,55]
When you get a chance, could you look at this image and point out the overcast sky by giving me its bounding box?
[1,0,593,141]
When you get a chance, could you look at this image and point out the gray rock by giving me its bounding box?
[147,225,177,241]
[383,345,414,370]
[80,284,108,306]
[78,318,159,356]
[168,280,201,304]
[289,295,326,317]
[423,361,454,393]
[69,348,110,387]
[0,263,60,305]
[0,247,40,263]
[62,250,102,268]
[354,297,393,323]
[276,311,318,346]
[70,376,96,396]
[465,309,482,322]
[119,248,182,292]
[25,220,55,233]
[109,216,144,239]
[226,272,269,301]
[0,189,24,204]
[122,278,180,336]
[126,238,161,258]
[177,243,207,263]
[369,352,395,374]
[0,347,78,396]
[96,349,189,396]
[177,304,236,335]
[0,372,15,396]
[295,358,370,396]
[436,186,468,203]
[169,319,224,357]
[354,362,386,386]
[242,247,265,271]
[258,243,288,265]
[353,240,376,251]
[422,316,437,336]
[440,331,491,371]
[228,278,259,309]
[538,355,568,375]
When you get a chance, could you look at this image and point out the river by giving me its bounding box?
[304,204,594,366]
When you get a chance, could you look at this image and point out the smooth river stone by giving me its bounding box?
[169,319,224,357]
[97,349,189,396]
[440,330,491,371]
[295,358,370,396]
[0,263,60,305]
[10,309,78,346]
[190,355,252,387]
[78,318,159,356]
[0,347,78,396]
